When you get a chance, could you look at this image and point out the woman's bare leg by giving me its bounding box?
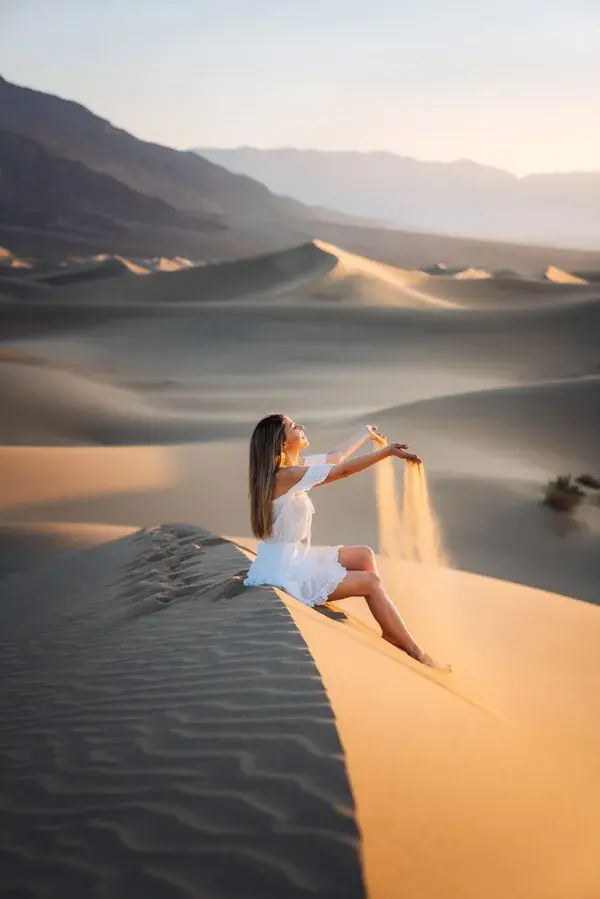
[327,569,446,669]
[338,545,379,574]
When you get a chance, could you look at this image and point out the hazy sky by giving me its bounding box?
[2,0,599,174]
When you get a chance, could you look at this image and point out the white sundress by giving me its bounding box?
[243,455,347,607]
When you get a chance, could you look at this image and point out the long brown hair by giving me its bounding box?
[249,413,287,539]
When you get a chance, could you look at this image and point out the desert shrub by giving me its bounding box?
[543,474,585,513]
[575,473,600,490]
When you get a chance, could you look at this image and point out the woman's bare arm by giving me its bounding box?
[323,425,388,463]
[276,443,420,496]
[322,443,420,484]
[324,426,371,463]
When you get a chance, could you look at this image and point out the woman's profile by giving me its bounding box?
[244,413,446,669]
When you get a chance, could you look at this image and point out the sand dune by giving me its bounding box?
[311,245,594,308]
[1,234,600,898]
[311,239,461,308]
[0,521,135,578]
[278,555,600,899]
[25,255,137,287]
[113,254,152,275]
[0,526,364,899]
[0,251,200,295]
[0,274,56,299]
[151,255,196,272]
[3,521,597,898]
[110,255,196,275]
[0,246,31,269]
[369,374,600,473]
[454,266,493,279]
[0,353,247,445]
[150,240,595,310]
[545,264,589,284]
[230,536,600,896]
[419,273,594,307]
[2,240,597,315]
[23,240,334,306]
[574,269,600,284]
[0,355,161,444]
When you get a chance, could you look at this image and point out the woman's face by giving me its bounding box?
[283,416,309,452]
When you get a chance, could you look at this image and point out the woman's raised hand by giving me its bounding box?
[388,442,422,464]
[366,426,421,462]
[367,424,388,446]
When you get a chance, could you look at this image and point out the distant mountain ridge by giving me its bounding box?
[194,147,600,249]
[0,76,318,230]
[1,74,599,267]
[0,129,222,235]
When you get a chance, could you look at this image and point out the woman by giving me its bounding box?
[244,413,443,668]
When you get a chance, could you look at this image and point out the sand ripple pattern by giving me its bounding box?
[0,525,365,899]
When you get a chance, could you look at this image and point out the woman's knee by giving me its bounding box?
[357,545,377,571]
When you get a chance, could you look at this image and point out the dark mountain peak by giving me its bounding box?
[0,75,315,226]
[0,128,223,234]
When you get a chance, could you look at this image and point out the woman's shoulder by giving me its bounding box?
[273,466,307,500]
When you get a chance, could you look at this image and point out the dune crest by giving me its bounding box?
[313,239,462,308]
[0,246,31,269]
[545,264,589,285]
[113,254,152,275]
[454,266,493,279]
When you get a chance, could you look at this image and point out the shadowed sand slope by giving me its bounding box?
[0,355,233,445]
[50,240,340,305]
[35,255,145,284]
[0,521,135,579]
[0,525,365,899]
[370,375,600,472]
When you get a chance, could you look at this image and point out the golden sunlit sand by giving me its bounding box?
[231,533,600,897]
[545,264,589,285]
[284,557,600,899]
[454,266,493,279]
[313,239,462,308]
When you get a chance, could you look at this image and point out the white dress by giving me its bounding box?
[243,455,347,607]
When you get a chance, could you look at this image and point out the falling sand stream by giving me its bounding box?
[376,455,448,567]
[375,453,453,671]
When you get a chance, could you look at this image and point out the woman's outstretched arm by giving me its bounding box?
[277,442,420,495]
[322,443,420,485]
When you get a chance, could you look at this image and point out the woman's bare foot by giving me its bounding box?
[418,651,452,672]
[383,633,452,672]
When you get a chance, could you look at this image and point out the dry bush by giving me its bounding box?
[543,475,585,513]
[575,473,600,490]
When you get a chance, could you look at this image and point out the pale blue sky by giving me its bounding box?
[2,0,599,174]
